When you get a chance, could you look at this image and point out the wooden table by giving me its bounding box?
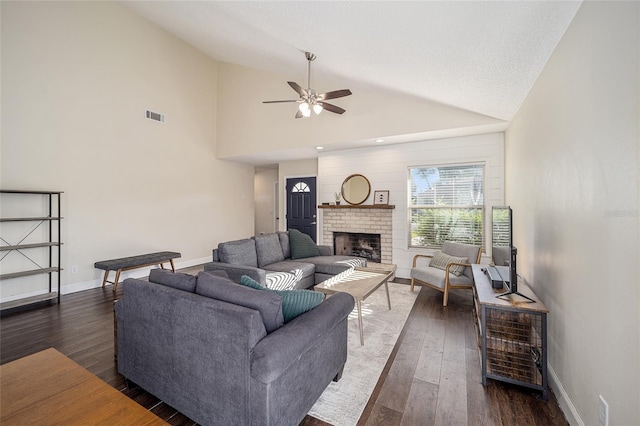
[314,264,397,345]
[0,348,168,425]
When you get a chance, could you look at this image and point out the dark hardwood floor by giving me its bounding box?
[0,266,567,426]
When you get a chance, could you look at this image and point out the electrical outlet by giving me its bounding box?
[599,395,609,426]
[71,265,78,274]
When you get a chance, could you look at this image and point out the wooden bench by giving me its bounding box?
[95,251,181,292]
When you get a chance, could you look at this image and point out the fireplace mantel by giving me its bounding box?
[318,204,395,209]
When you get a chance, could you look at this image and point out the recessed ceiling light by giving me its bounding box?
[375,139,384,143]
[316,146,324,150]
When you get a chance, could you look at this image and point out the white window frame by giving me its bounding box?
[408,162,485,250]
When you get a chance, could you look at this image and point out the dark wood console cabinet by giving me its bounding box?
[471,264,549,399]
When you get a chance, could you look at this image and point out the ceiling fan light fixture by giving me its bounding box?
[263,52,351,119]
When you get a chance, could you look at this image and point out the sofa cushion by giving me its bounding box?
[218,238,258,268]
[202,269,230,279]
[288,229,321,259]
[255,233,285,268]
[265,269,303,291]
[263,260,315,279]
[196,271,284,333]
[300,256,366,276]
[278,231,291,258]
[148,269,197,292]
[410,266,473,289]
[240,275,324,323]
[429,251,468,276]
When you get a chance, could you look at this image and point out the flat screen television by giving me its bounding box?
[491,206,533,302]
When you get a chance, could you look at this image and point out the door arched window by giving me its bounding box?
[292,182,310,193]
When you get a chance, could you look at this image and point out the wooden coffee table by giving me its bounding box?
[0,348,167,425]
[315,263,397,345]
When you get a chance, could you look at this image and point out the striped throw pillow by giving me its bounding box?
[265,269,303,291]
[429,251,468,276]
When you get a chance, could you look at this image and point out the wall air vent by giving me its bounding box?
[145,109,165,123]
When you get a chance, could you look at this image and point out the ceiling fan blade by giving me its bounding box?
[263,100,298,104]
[288,81,308,97]
[295,109,303,119]
[318,89,352,101]
[318,101,346,115]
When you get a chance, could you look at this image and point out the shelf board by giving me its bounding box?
[472,265,548,313]
[0,292,59,312]
[0,267,61,280]
[0,242,62,251]
[0,190,63,194]
[318,204,395,209]
[0,217,62,222]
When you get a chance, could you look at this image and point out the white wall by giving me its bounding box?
[254,168,278,235]
[505,2,639,425]
[318,133,504,278]
[1,1,255,298]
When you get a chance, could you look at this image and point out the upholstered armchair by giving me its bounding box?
[410,241,482,306]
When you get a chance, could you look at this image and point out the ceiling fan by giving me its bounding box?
[263,52,352,119]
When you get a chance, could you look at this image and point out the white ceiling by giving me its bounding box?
[122,0,581,160]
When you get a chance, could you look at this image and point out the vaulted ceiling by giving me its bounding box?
[123,1,581,123]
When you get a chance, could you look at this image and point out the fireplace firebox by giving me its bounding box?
[333,232,381,263]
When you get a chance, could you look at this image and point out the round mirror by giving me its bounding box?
[341,174,371,205]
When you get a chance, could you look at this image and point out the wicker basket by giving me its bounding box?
[486,348,538,383]
[485,309,532,342]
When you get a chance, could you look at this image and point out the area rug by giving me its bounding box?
[308,282,419,426]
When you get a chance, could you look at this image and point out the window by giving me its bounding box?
[409,163,484,249]
[292,182,310,193]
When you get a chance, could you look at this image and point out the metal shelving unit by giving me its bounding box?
[0,190,63,312]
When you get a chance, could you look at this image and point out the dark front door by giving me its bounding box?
[286,177,317,241]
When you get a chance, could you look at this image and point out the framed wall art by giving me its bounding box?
[373,190,389,205]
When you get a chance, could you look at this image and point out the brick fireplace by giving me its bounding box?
[334,232,381,262]
[319,205,394,264]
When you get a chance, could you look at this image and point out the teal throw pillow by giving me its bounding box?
[240,275,324,322]
[288,228,320,259]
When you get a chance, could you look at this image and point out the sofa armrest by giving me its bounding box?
[250,291,355,384]
[318,245,333,256]
[204,262,266,285]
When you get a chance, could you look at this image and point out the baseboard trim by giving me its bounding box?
[61,257,210,295]
[175,257,210,270]
[548,363,584,426]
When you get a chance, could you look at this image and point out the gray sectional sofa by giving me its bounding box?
[116,269,355,426]
[204,231,366,289]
